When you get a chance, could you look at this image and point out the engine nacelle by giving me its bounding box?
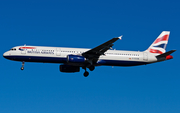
[60,65,80,73]
[67,55,86,63]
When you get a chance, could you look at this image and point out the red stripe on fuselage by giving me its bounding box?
[19,47,36,49]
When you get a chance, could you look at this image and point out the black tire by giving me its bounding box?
[84,71,89,77]
[89,66,95,71]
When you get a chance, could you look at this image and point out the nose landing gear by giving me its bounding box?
[21,61,25,70]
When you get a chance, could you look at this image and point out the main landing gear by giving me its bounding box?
[82,66,95,77]
[84,71,89,77]
[21,61,25,70]
[88,65,95,71]
[82,67,89,77]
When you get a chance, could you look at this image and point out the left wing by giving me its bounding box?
[82,36,122,63]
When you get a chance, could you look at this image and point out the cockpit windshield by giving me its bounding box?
[10,48,16,51]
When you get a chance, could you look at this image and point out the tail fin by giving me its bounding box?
[145,31,170,54]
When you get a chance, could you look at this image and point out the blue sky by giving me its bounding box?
[0,0,180,113]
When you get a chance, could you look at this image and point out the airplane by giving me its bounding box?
[3,31,176,77]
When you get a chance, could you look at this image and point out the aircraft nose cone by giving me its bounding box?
[3,52,8,59]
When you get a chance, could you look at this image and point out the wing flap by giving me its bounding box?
[82,38,119,56]
[82,37,121,63]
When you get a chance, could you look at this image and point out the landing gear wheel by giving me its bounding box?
[89,66,95,71]
[21,67,24,70]
[84,71,89,77]
[21,61,25,70]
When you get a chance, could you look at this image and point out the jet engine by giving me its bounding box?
[60,65,80,73]
[67,55,86,63]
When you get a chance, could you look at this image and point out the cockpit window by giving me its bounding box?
[10,48,16,51]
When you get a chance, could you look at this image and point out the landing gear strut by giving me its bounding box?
[82,67,89,77]
[21,61,25,70]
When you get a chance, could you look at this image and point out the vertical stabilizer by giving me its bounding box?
[145,31,170,54]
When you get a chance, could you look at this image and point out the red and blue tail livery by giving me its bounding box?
[147,31,170,54]
[3,31,176,77]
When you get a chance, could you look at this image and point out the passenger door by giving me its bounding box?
[143,52,148,61]
[56,48,61,56]
[21,46,26,54]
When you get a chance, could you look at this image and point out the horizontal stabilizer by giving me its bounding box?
[156,50,176,58]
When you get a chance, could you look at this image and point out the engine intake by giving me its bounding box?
[67,55,86,63]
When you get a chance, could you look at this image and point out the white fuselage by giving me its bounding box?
[3,31,174,77]
[3,46,158,66]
